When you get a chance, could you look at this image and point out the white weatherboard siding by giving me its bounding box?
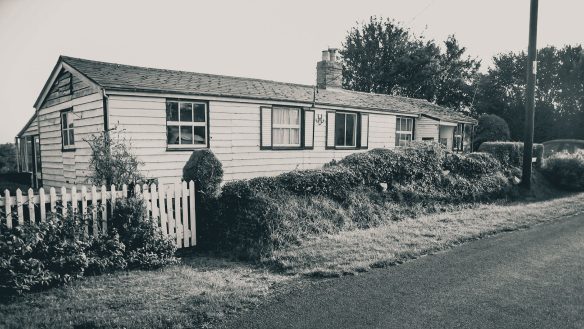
[415,116,439,141]
[38,92,104,188]
[20,117,39,137]
[108,95,397,184]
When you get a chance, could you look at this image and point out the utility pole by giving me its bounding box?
[520,0,539,189]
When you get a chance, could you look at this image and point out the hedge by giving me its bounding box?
[478,142,544,169]
[541,151,584,191]
[203,144,514,260]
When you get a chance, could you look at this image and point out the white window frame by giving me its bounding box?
[166,100,208,149]
[61,109,75,149]
[395,116,414,147]
[335,112,358,148]
[272,107,301,147]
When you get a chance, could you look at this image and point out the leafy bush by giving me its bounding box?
[205,144,513,260]
[0,212,90,294]
[473,114,510,150]
[86,128,146,187]
[0,197,178,294]
[336,143,445,186]
[109,197,178,269]
[541,151,584,191]
[443,152,502,178]
[183,149,223,199]
[478,142,544,169]
[278,166,360,200]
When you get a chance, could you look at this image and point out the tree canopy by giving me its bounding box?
[340,17,480,111]
[473,114,511,150]
[474,45,584,142]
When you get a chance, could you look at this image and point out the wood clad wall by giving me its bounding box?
[41,69,97,109]
[415,116,440,141]
[37,69,102,188]
[20,115,39,137]
[108,95,397,184]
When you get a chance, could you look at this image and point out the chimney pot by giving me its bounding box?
[328,48,338,62]
[321,50,330,61]
[317,48,343,90]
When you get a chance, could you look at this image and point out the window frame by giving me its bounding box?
[271,107,302,148]
[334,111,358,148]
[453,123,464,152]
[60,108,75,151]
[395,116,415,147]
[165,99,209,151]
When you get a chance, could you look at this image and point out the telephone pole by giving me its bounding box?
[520,0,539,189]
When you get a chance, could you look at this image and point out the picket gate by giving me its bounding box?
[0,181,197,248]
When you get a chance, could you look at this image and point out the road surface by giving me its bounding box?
[224,214,584,329]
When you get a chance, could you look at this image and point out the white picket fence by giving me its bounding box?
[0,181,197,248]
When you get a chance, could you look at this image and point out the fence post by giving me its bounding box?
[122,184,128,198]
[166,185,175,239]
[49,187,56,216]
[110,184,117,216]
[71,186,78,214]
[27,188,35,224]
[159,184,168,235]
[91,185,98,236]
[101,185,107,234]
[181,181,189,247]
[60,186,67,217]
[4,190,12,229]
[39,187,46,222]
[150,183,159,224]
[189,180,196,246]
[81,186,88,237]
[174,182,182,247]
[16,189,23,225]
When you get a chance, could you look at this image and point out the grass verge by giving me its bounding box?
[0,256,291,329]
[269,193,584,276]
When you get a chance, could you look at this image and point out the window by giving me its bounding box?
[272,107,301,146]
[61,109,75,149]
[166,100,207,148]
[395,117,414,146]
[335,112,357,147]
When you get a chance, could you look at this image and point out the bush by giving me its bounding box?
[478,142,544,169]
[541,151,584,191]
[183,149,223,199]
[109,197,178,269]
[0,196,178,294]
[473,114,510,149]
[336,143,445,186]
[205,143,513,260]
[443,152,502,178]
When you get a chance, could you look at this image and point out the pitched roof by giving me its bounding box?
[60,56,476,124]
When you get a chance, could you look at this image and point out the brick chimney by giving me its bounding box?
[316,48,342,89]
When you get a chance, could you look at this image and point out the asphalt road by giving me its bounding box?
[224,214,584,329]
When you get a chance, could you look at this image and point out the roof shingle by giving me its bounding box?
[61,56,476,124]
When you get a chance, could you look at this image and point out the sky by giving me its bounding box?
[0,0,582,143]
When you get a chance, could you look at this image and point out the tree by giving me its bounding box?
[0,143,17,173]
[474,45,584,142]
[473,114,510,150]
[86,129,145,187]
[340,17,480,111]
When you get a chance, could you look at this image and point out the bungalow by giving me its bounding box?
[16,48,476,188]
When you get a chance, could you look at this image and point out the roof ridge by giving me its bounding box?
[60,55,316,90]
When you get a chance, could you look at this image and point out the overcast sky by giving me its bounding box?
[0,0,582,143]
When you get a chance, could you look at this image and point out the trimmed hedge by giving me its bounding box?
[478,142,544,169]
[183,149,224,199]
[541,151,584,191]
[204,144,514,260]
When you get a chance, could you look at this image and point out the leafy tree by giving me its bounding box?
[0,143,17,173]
[340,17,480,111]
[474,45,584,142]
[86,129,145,187]
[473,114,510,150]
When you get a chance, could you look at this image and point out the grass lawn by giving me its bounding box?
[0,192,582,328]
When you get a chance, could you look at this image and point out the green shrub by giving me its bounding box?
[0,212,90,294]
[478,142,544,169]
[443,152,502,178]
[204,144,513,260]
[85,234,126,275]
[278,166,360,200]
[473,114,510,150]
[110,198,178,269]
[183,149,223,199]
[336,143,445,186]
[541,151,584,191]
